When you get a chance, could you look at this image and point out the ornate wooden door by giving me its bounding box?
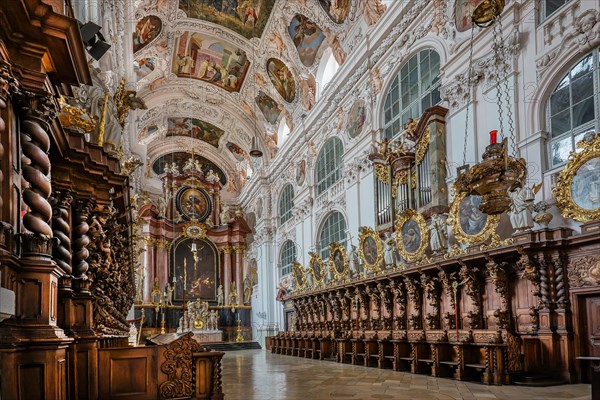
[581,296,600,382]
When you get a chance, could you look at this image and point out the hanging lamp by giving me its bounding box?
[455,0,526,216]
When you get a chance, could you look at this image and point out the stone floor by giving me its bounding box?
[221,350,592,400]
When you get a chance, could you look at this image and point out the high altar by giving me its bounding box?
[134,155,253,342]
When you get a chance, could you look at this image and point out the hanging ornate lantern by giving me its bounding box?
[457,134,527,215]
[471,0,505,26]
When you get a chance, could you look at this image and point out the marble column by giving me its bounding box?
[222,246,233,304]
[143,237,156,303]
[234,245,245,304]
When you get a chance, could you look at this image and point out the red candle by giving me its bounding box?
[490,130,498,144]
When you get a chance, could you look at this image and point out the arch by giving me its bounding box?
[315,137,344,195]
[543,49,599,168]
[279,239,297,276]
[317,211,347,260]
[528,45,600,141]
[278,183,295,224]
[316,47,339,100]
[380,47,442,140]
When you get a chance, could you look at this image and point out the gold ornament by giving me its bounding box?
[328,242,349,282]
[447,189,500,246]
[293,261,306,292]
[182,220,208,240]
[553,132,600,222]
[394,208,429,263]
[472,0,505,26]
[309,252,325,288]
[358,226,383,273]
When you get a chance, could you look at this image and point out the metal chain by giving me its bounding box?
[497,12,517,157]
[492,15,505,144]
[462,25,476,166]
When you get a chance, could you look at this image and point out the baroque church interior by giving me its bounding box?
[0,0,599,399]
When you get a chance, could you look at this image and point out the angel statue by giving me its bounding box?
[508,183,541,232]
[349,245,362,277]
[217,284,224,306]
[383,232,396,268]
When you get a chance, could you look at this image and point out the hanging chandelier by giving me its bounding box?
[455,0,526,216]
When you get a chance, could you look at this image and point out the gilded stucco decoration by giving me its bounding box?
[328,241,349,281]
[553,132,600,222]
[358,226,383,273]
[447,189,500,246]
[309,251,326,288]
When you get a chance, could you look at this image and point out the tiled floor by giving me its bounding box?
[221,350,592,400]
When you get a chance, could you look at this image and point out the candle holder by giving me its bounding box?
[160,319,166,335]
[235,319,244,343]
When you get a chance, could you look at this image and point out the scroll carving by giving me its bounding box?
[459,264,482,329]
[568,255,600,288]
[88,205,135,335]
[486,256,510,329]
[0,61,19,217]
[159,333,203,399]
[438,269,457,330]
[405,278,422,330]
[389,279,407,330]
[420,273,440,329]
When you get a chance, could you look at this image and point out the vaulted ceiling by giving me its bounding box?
[129,0,358,197]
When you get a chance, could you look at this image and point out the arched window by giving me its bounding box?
[279,184,294,224]
[280,240,296,276]
[315,137,344,195]
[382,49,441,139]
[318,211,347,260]
[316,48,339,99]
[547,51,599,167]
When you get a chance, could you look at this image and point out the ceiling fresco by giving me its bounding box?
[318,0,350,24]
[266,58,296,103]
[255,90,282,124]
[133,15,162,53]
[166,117,224,147]
[288,14,326,67]
[134,57,156,81]
[178,0,276,39]
[152,152,227,184]
[172,32,250,92]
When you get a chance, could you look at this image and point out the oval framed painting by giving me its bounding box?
[329,242,348,281]
[266,58,296,103]
[175,186,212,222]
[358,226,383,273]
[309,252,325,287]
[447,191,500,246]
[395,208,429,262]
[553,132,600,222]
[133,15,162,53]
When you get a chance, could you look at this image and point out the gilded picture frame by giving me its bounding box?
[447,189,500,246]
[553,132,600,222]
[358,226,383,273]
[293,260,306,291]
[395,208,429,262]
[329,242,349,281]
[309,252,325,287]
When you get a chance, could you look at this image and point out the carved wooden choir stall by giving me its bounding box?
[271,106,600,386]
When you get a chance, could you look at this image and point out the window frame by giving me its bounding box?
[315,137,344,196]
[539,0,573,24]
[546,50,600,168]
[278,183,295,225]
[280,240,297,276]
[318,211,347,260]
[382,48,441,140]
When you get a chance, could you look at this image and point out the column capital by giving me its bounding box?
[232,245,246,254]
[221,245,233,254]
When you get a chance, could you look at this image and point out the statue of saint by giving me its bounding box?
[164,282,174,306]
[383,232,396,268]
[243,276,253,304]
[349,245,361,277]
[428,214,448,254]
[208,310,219,331]
[217,284,224,306]
[508,185,534,231]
